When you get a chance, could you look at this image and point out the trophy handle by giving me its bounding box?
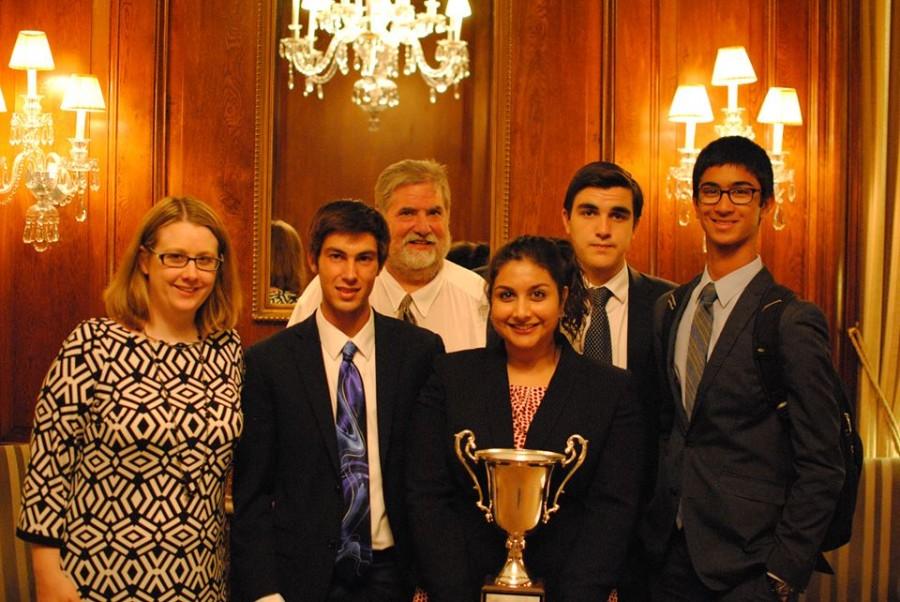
[453,429,493,522]
[542,434,588,523]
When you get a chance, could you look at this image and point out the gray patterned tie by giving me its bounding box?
[683,282,718,419]
[583,287,613,365]
[397,294,417,325]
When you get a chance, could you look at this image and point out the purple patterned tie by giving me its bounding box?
[335,341,372,573]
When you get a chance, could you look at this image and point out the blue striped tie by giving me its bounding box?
[335,341,372,574]
[684,283,717,419]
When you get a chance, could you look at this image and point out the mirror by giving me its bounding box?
[252,0,508,320]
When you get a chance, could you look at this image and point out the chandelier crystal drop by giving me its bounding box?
[279,0,472,130]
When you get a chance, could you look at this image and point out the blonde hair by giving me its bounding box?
[373,159,451,213]
[270,219,306,293]
[103,195,242,337]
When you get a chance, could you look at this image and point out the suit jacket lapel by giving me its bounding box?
[691,268,774,418]
[374,314,400,468]
[290,314,341,475]
[627,268,653,372]
[525,343,578,451]
[483,344,515,448]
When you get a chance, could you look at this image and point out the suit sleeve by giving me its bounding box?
[559,372,645,600]
[766,300,845,588]
[406,361,477,601]
[231,345,281,600]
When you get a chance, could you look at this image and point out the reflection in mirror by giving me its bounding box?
[253,0,495,320]
[268,219,308,305]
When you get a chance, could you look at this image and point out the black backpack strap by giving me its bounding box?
[753,284,796,417]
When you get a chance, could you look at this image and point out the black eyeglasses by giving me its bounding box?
[144,247,223,272]
[697,184,760,205]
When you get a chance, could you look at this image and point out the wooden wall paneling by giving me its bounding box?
[167,0,279,343]
[502,0,603,241]
[612,0,657,276]
[0,0,165,439]
[758,0,810,298]
[1,0,104,439]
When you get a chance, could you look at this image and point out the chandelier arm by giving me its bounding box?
[407,39,468,89]
[288,30,354,81]
[1,152,30,202]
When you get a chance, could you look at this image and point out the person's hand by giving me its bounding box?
[32,545,81,602]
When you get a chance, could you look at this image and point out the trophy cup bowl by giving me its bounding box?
[454,429,588,600]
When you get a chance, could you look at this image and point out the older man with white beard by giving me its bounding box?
[288,159,489,352]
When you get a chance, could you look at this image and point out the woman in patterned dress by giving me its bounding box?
[407,236,646,602]
[17,196,243,601]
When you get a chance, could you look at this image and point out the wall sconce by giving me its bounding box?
[0,31,106,252]
[667,46,801,230]
[279,0,472,131]
[757,86,802,230]
[666,85,714,226]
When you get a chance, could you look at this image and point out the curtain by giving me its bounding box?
[857,0,900,459]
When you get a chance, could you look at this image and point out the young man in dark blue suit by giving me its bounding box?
[561,161,675,601]
[644,137,845,601]
[231,200,444,602]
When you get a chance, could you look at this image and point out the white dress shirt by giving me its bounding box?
[289,260,488,352]
[568,263,630,369]
[674,256,764,407]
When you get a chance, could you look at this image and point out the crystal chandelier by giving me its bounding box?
[666,46,802,231]
[279,0,472,130]
[1,31,106,252]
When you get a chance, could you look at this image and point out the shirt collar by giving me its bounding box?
[584,262,629,304]
[699,256,764,308]
[380,262,447,318]
[315,307,376,362]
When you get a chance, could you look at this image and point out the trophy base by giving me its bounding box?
[482,579,545,602]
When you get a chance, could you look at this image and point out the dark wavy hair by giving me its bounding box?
[487,235,588,339]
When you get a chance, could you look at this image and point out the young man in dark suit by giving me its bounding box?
[231,200,444,602]
[643,137,845,601]
[561,161,675,601]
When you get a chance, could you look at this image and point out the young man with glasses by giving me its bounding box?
[643,136,845,601]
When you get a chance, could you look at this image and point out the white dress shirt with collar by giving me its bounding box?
[288,260,488,352]
[673,256,764,406]
[568,263,630,369]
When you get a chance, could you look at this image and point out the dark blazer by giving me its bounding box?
[407,340,644,602]
[231,312,444,602]
[642,268,845,590]
[624,267,676,500]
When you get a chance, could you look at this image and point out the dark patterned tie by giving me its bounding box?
[683,283,718,419]
[335,341,372,573]
[583,287,613,365]
[397,294,417,325]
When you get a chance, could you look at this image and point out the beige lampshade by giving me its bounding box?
[757,87,803,125]
[711,46,756,86]
[301,0,330,9]
[0,89,6,112]
[446,0,472,18]
[668,85,714,122]
[61,75,106,112]
[9,31,55,70]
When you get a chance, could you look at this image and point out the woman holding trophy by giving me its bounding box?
[407,235,645,601]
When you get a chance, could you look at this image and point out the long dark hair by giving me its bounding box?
[487,235,588,339]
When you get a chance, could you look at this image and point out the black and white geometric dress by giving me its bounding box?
[17,318,243,601]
